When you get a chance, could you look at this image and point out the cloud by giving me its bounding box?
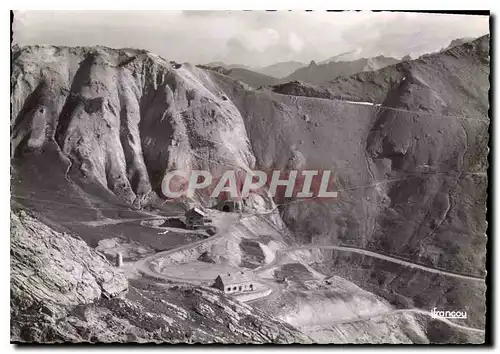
[340,12,490,58]
[243,28,280,52]
[288,32,304,52]
[13,11,489,67]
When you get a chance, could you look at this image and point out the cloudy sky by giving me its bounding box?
[13,11,489,67]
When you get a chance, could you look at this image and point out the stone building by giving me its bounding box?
[185,207,206,230]
[214,271,255,294]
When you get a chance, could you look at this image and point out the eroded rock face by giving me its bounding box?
[11,209,128,311]
[11,46,256,206]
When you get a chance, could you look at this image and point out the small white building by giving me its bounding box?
[214,271,255,294]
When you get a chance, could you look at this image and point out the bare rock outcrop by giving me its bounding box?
[11,209,128,311]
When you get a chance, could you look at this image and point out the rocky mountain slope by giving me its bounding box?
[203,61,306,80]
[11,207,128,312]
[268,35,490,330]
[271,35,489,115]
[11,35,489,342]
[12,46,257,208]
[319,48,363,64]
[10,208,310,343]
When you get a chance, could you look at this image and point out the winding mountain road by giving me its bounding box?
[257,244,485,282]
[134,211,246,284]
[133,209,485,334]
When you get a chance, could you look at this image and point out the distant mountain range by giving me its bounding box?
[253,61,306,79]
[200,36,484,89]
[201,56,400,88]
[204,61,306,79]
[280,56,401,85]
[205,61,252,70]
[197,65,281,88]
[318,48,364,64]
